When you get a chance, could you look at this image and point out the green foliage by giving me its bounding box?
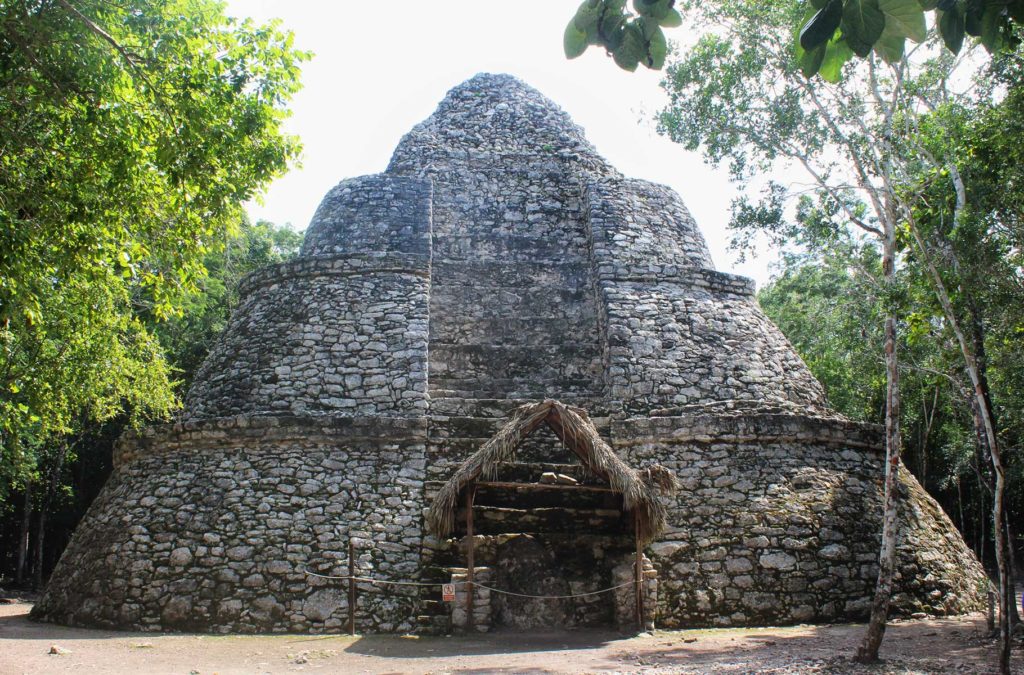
[759,245,887,419]
[759,241,1023,562]
[798,0,1020,76]
[156,218,303,393]
[564,0,681,70]
[901,46,1024,505]
[564,0,1020,75]
[0,218,302,580]
[0,0,307,499]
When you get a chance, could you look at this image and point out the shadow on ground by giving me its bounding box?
[344,627,623,658]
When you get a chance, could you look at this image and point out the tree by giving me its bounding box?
[156,218,303,393]
[758,232,1023,620]
[898,47,1024,655]
[758,244,888,422]
[1,217,303,587]
[655,0,1007,665]
[0,0,307,501]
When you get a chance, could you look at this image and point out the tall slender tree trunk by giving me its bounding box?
[955,476,965,536]
[1005,520,1019,626]
[15,481,33,585]
[856,214,903,664]
[32,502,46,590]
[32,442,68,590]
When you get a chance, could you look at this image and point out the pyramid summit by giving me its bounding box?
[35,74,986,634]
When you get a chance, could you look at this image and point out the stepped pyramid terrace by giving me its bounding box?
[34,73,988,634]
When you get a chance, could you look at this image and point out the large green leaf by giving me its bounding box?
[633,0,673,21]
[964,0,985,36]
[842,0,886,56]
[637,15,661,38]
[819,38,854,81]
[646,24,668,68]
[600,9,627,49]
[873,18,907,61]
[938,8,966,53]
[878,0,928,42]
[801,0,844,50]
[800,42,828,76]
[979,2,1007,51]
[573,0,602,34]
[613,24,645,70]
[564,20,588,58]
[659,8,683,27]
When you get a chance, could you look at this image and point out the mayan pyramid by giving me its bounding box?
[34,74,987,634]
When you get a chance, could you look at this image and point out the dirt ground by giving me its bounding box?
[1,601,1021,675]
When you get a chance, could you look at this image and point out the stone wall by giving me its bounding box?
[595,281,828,414]
[614,414,989,627]
[186,171,432,419]
[32,417,429,634]
[300,175,432,257]
[185,259,430,418]
[584,177,714,272]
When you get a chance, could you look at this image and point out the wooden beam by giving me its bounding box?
[474,481,617,493]
[544,405,611,484]
[466,483,476,632]
[635,509,644,632]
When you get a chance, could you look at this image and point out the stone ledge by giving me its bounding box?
[238,252,431,297]
[613,413,883,451]
[114,414,430,467]
[596,266,755,296]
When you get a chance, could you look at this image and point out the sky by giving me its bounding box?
[222,1,778,288]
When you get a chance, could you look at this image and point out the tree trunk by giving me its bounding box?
[15,481,33,586]
[32,441,68,590]
[1005,519,1019,626]
[32,502,46,590]
[856,215,902,664]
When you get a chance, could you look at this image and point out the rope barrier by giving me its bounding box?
[299,569,446,585]
[301,567,635,599]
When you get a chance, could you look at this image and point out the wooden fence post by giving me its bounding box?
[349,538,356,636]
[466,484,476,631]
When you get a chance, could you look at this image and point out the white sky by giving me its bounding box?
[223,0,777,288]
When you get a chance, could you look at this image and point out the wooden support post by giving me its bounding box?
[348,538,356,636]
[466,484,476,632]
[635,510,644,632]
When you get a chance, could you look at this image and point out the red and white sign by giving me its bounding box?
[442,584,455,602]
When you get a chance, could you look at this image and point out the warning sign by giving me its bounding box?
[442,584,455,602]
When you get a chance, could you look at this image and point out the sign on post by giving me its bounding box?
[442,584,455,602]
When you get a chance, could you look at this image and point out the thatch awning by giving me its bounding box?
[426,399,677,545]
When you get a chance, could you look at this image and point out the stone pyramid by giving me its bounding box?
[35,74,987,633]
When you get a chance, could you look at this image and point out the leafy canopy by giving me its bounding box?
[564,0,1022,76]
[797,0,1022,77]
[0,0,307,497]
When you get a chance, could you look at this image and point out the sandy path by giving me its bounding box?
[1,601,1019,674]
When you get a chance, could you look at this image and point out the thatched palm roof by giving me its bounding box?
[426,399,678,545]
